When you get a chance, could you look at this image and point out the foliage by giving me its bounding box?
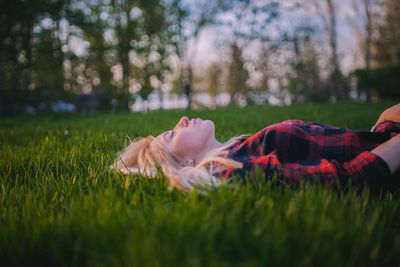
[0,0,171,113]
[284,25,328,103]
[372,0,400,67]
[1,0,400,114]
[206,63,222,109]
[73,0,171,110]
[0,0,71,114]
[353,65,400,99]
[1,102,400,266]
[227,43,249,105]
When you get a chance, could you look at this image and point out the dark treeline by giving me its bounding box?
[0,0,399,115]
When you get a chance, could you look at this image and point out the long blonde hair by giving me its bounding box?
[112,135,246,192]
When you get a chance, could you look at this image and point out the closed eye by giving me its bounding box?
[162,130,175,143]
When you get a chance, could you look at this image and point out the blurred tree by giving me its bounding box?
[206,62,222,109]
[372,0,400,67]
[352,0,400,101]
[227,43,249,105]
[218,0,279,105]
[69,0,115,110]
[166,0,227,110]
[0,0,70,114]
[347,0,378,100]
[251,44,278,105]
[361,0,374,71]
[113,0,169,110]
[219,0,279,43]
[111,0,140,109]
[353,65,400,99]
[32,26,66,104]
[307,0,348,101]
[133,0,171,110]
[70,0,169,110]
[325,0,347,101]
[285,25,326,103]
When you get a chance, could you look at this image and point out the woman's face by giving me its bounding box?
[152,116,216,163]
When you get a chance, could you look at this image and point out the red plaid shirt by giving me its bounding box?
[219,120,399,189]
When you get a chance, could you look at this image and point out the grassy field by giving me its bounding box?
[1,101,400,267]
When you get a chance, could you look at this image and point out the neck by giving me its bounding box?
[209,139,224,150]
[193,138,224,165]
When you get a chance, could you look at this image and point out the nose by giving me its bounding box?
[175,116,189,129]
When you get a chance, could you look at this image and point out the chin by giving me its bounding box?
[204,120,215,139]
[203,119,214,131]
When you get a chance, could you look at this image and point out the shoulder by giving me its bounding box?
[226,121,298,151]
[240,120,308,141]
[260,119,308,133]
[272,119,340,130]
[226,120,310,152]
[266,119,307,129]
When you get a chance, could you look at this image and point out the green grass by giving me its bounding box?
[1,101,400,267]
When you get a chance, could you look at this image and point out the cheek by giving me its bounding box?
[170,127,213,157]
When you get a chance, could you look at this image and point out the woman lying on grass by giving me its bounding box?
[113,104,400,192]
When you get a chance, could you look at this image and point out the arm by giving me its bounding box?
[371,120,400,133]
[370,133,400,174]
[375,103,400,125]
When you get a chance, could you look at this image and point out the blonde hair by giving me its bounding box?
[112,135,246,192]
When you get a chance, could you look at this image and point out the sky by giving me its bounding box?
[65,0,366,86]
[192,0,365,74]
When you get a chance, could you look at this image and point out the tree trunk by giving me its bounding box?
[326,0,345,100]
[364,0,373,101]
[185,65,193,110]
